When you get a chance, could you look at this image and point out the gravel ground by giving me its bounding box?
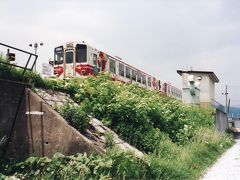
[201,139,240,180]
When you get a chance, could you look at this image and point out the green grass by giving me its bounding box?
[0,134,233,180]
[148,128,233,179]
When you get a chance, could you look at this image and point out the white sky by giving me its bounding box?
[1,0,240,106]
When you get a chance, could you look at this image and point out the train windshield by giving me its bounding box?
[54,46,63,65]
[76,44,87,63]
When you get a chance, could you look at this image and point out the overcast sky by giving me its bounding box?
[1,0,240,106]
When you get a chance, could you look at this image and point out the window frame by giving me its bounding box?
[126,66,131,79]
[93,53,97,66]
[65,50,74,64]
[119,63,125,77]
[109,59,116,74]
[76,44,87,63]
[54,46,63,65]
[137,71,142,83]
[142,74,146,85]
[132,69,137,81]
[148,76,151,87]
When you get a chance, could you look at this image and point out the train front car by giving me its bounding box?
[53,42,100,79]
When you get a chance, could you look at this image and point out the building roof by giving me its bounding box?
[177,70,219,83]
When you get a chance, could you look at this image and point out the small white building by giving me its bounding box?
[177,70,219,106]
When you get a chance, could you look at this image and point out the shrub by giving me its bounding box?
[4,149,149,179]
[104,132,115,149]
[60,104,90,132]
[44,78,65,91]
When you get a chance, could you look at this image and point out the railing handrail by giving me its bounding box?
[0,42,38,158]
[211,98,226,112]
[0,43,37,57]
[0,60,31,71]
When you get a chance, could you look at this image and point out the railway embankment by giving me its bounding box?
[0,79,143,160]
[0,79,103,159]
[0,59,235,179]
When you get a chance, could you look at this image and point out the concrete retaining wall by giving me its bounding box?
[215,109,228,133]
[0,79,27,157]
[0,80,102,159]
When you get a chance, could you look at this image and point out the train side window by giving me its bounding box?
[156,80,159,89]
[93,53,97,66]
[119,63,125,77]
[126,66,131,79]
[148,76,151,87]
[109,59,116,74]
[156,80,161,90]
[137,71,141,83]
[132,70,137,81]
[158,80,161,90]
[142,75,146,85]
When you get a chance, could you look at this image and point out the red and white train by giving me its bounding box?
[53,41,182,100]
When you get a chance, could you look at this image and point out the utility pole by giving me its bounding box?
[29,42,43,72]
[222,85,228,113]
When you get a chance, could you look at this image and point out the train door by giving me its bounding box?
[64,49,75,78]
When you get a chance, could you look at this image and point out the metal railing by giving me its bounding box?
[211,98,226,113]
[0,43,38,80]
[0,42,38,158]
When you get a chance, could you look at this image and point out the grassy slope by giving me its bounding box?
[0,60,234,179]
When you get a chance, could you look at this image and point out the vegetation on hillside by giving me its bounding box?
[0,59,234,179]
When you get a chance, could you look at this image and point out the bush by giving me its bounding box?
[3,149,149,179]
[60,104,90,132]
[68,73,216,149]
[2,129,232,180]
[104,132,115,149]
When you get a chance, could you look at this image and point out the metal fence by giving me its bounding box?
[0,42,38,158]
[0,42,38,80]
[211,98,226,113]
